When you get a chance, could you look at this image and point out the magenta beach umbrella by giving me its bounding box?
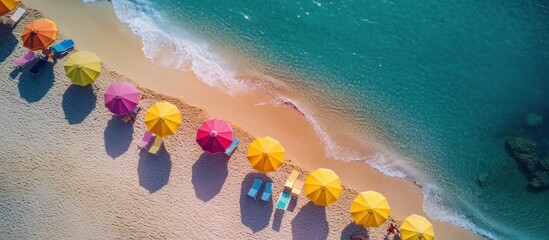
[196,119,233,154]
[104,81,140,115]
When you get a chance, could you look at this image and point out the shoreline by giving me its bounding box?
[18,1,481,239]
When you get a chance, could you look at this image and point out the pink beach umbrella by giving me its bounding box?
[104,81,140,115]
[196,119,233,154]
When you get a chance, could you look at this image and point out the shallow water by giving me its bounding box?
[109,0,549,239]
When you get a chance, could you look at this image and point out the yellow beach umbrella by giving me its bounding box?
[0,0,19,16]
[247,137,285,173]
[350,191,390,227]
[64,51,102,86]
[400,214,435,240]
[304,168,342,206]
[144,102,181,137]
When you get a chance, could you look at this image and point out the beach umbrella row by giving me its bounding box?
[36,19,435,237]
[20,19,103,87]
[350,191,434,239]
[0,0,19,16]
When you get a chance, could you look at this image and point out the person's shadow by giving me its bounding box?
[103,117,134,159]
[0,24,17,62]
[191,152,229,202]
[291,202,329,240]
[384,234,401,240]
[62,85,97,124]
[340,222,370,239]
[137,147,172,193]
[239,172,273,233]
[17,63,55,103]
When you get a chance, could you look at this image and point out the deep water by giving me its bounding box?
[110,0,549,239]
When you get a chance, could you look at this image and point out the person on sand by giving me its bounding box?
[41,48,54,62]
[387,220,399,235]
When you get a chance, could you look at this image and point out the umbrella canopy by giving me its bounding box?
[400,214,435,240]
[104,81,140,115]
[144,102,181,137]
[65,51,102,86]
[304,168,342,206]
[350,191,391,227]
[22,19,58,50]
[196,119,233,154]
[0,0,19,16]
[247,137,285,173]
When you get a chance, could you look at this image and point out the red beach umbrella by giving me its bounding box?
[104,81,140,115]
[196,119,233,154]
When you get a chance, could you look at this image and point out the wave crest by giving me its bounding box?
[110,0,248,92]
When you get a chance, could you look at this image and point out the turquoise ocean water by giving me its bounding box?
[106,0,549,239]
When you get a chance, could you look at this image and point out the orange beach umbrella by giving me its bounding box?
[22,19,58,51]
[0,0,20,16]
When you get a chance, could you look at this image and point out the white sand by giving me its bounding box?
[0,8,407,240]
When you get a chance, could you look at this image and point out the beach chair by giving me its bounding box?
[284,170,299,191]
[261,182,273,202]
[8,7,26,27]
[121,105,141,123]
[30,58,47,75]
[276,192,291,211]
[291,180,303,197]
[148,136,163,155]
[51,39,75,55]
[120,114,133,123]
[247,179,263,199]
[131,105,141,118]
[224,137,239,155]
[13,51,35,69]
[138,131,153,149]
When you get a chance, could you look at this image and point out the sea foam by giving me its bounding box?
[109,0,248,93]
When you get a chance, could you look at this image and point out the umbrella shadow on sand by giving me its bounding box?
[18,62,55,103]
[103,117,134,159]
[240,172,274,233]
[340,221,371,239]
[137,147,172,193]
[191,152,229,202]
[0,23,17,62]
[62,85,97,124]
[291,202,329,240]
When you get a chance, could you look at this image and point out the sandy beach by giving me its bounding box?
[0,2,481,239]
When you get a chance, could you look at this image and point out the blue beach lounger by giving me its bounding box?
[276,192,291,210]
[51,39,75,54]
[247,179,263,199]
[261,182,273,202]
[224,137,239,155]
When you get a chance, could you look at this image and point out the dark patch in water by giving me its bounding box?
[504,109,549,192]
